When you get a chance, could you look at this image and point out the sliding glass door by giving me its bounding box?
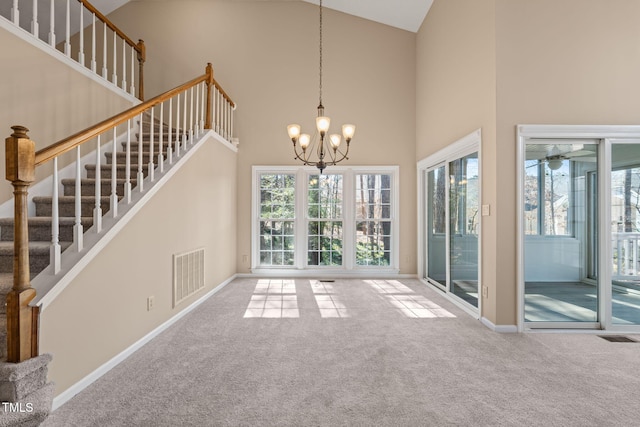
[611,143,640,325]
[523,141,599,326]
[426,166,446,288]
[449,153,480,307]
[423,149,480,310]
[520,132,640,330]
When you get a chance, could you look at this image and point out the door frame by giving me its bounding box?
[517,125,640,332]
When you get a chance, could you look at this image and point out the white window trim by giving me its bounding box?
[251,165,400,277]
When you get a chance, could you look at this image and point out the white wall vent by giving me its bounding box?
[173,248,205,307]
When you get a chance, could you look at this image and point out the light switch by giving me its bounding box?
[482,204,490,216]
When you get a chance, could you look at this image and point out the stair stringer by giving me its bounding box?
[30,129,238,310]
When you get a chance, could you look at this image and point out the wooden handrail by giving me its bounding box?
[213,79,236,109]
[79,0,141,53]
[35,68,219,166]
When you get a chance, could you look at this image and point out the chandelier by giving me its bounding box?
[286,0,355,173]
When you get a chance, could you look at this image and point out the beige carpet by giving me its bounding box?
[43,278,640,426]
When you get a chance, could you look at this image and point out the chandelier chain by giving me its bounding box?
[319,0,323,106]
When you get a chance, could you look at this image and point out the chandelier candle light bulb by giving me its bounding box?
[286,0,355,173]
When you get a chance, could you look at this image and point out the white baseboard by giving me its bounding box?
[51,274,237,411]
[481,317,518,333]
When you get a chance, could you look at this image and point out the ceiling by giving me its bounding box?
[100,0,433,33]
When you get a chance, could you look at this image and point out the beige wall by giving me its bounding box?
[416,0,498,321]
[108,0,418,274]
[494,0,640,325]
[40,137,237,395]
[417,0,640,326]
[0,26,135,204]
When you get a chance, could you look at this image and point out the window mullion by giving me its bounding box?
[344,170,354,270]
[296,169,307,269]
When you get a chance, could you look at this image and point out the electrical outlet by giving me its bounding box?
[482,204,490,216]
[482,286,488,299]
[243,255,248,264]
[147,296,155,311]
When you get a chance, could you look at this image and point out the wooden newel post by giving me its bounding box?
[205,63,214,130]
[137,39,146,101]
[5,126,38,363]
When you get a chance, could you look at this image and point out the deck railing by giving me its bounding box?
[4,63,235,363]
[6,0,145,99]
[612,232,640,282]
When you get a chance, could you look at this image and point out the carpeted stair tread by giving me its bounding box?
[0,216,94,242]
[61,178,137,197]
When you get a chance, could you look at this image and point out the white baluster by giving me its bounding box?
[137,113,144,192]
[168,98,173,164]
[148,107,155,182]
[158,102,164,173]
[48,0,55,46]
[112,31,117,85]
[230,104,234,141]
[214,89,219,133]
[189,87,194,144]
[110,128,118,218]
[91,13,96,72]
[121,39,127,91]
[94,135,102,232]
[175,93,181,157]
[73,146,83,251]
[200,83,205,133]
[78,3,85,67]
[64,0,71,56]
[102,23,107,78]
[182,90,188,149]
[50,157,61,274]
[130,46,135,95]
[195,83,200,137]
[31,0,38,37]
[11,0,19,25]
[125,119,132,204]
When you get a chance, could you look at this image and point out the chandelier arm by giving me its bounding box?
[330,144,350,164]
[292,142,311,164]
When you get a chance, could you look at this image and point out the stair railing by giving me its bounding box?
[4,62,236,363]
[7,0,145,100]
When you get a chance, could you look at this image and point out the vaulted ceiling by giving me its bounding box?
[96,0,433,33]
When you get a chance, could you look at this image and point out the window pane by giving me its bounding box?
[356,220,391,266]
[260,174,296,219]
[524,160,540,235]
[356,174,392,220]
[259,219,295,266]
[308,174,343,219]
[543,160,570,236]
[308,221,343,266]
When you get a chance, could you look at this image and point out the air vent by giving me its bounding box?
[598,335,638,343]
[173,248,205,307]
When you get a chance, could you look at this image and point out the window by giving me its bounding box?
[259,174,296,266]
[355,174,392,266]
[307,174,343,266]
[253,167,399,273]
[524,156,573,236]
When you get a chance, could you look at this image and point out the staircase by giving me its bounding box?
[0,115,178,360]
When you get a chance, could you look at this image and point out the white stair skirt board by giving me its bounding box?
[51,274,237,411]
[31,129,238,310]
[481,317,518,333]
